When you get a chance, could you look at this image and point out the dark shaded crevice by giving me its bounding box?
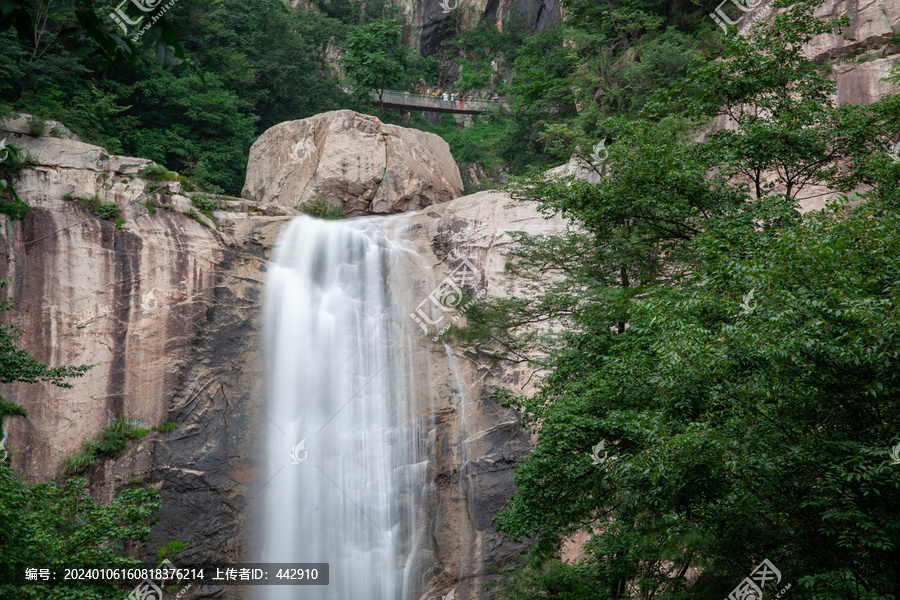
[105,223,141,417]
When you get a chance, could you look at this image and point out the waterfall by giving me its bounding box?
[259,215,426,600]
[0,423,7,462]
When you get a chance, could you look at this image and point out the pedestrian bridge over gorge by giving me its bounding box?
[373,89,501,115]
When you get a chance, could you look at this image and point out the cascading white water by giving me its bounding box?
[259,215,426,600]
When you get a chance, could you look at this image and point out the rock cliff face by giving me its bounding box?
[391,191,570,599]
[712,0,899,122]
[0,113,287,590]
[812,0,900,110]
[0,110,565,600]
[407,0,562,55]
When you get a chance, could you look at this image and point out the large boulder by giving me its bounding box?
[241,110,464,217]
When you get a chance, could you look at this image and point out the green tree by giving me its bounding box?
[494,191,900,598]
[342,17,409,103]
[0,281,91,427]
[0,470,160,599]
[119,67,258,193]
[0,0,198,77]
[477,2,900,598]
[174,0,347,133]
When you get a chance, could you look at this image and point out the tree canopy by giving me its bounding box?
[0,279,157,600]
[0,469,161,600]
[471,2,900,598]
[342,17,410,103]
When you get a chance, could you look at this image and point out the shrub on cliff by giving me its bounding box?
[62,416,151,477]
[0,140,31,221]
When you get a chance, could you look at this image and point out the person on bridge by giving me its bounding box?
[442,91,449,103]
[432,90,439,105]
[459,93,465,109]
[404,91,409,104]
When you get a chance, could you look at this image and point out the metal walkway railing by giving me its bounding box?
[373,90,505,114]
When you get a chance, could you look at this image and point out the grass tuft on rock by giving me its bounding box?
[297,199,342,220]
[62,416,150,476]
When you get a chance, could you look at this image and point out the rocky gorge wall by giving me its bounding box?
[0,109,566,600]
[389,0,561,56]
[0,2,896,596]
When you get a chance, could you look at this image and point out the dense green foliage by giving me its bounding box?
[0,0,735,187]
[470,2,900,598]
[0,0,731,187]
[410,111,510,175]
[484,0,720,171]
[436,12,530,92]
[0,468,160,599]
[0,0,368,193]
[491,194,900,598]
[0,0,198,75]
[343,18,409,102]
[0,0,809,196]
